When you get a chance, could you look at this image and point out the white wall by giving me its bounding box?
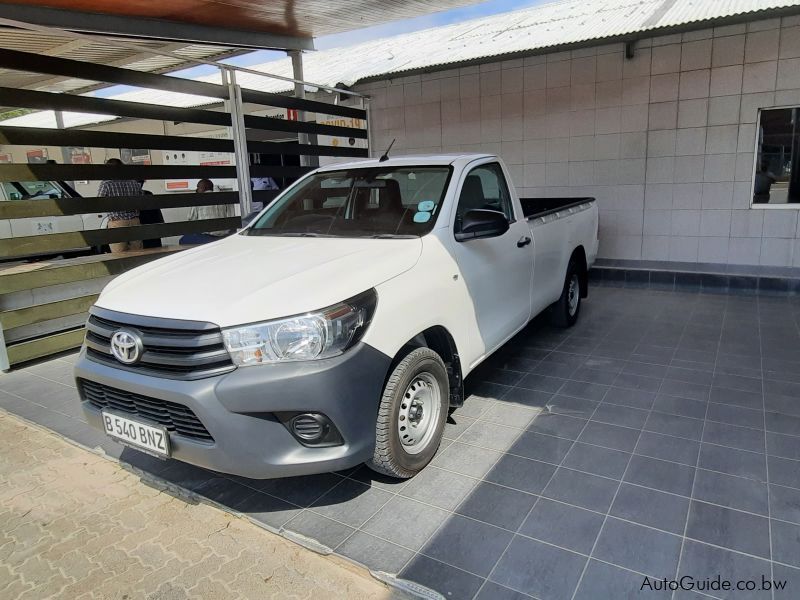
[358,15,800,267]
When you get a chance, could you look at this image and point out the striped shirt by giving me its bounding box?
[98,180,143,220]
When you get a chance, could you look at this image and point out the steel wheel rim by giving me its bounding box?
[397,372,441,455]
[567,274,580,316]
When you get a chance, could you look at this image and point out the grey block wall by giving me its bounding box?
[357,15,800,266]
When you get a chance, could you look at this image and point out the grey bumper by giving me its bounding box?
[75,342,391,479]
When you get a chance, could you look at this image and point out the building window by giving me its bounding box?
[753,107,800,206]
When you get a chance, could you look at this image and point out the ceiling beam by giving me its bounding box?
[0,3,314,51]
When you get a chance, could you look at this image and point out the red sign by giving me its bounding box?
[287,108,299,121]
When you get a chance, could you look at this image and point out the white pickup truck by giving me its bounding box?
[75,153,598,479]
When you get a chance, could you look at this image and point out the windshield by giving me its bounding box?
[1,181,68,200]
[246,166,452,238]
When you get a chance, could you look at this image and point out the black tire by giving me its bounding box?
[550,259,581,328]
[367,347,449,479]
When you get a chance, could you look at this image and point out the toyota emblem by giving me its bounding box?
[110,330,143,364]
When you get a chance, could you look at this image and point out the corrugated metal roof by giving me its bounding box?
[4,0,800,129]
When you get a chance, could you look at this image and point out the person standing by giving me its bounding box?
[99,158,144,253]
[180,179,236,244]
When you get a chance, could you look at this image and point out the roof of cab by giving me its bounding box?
[315,153,495,171]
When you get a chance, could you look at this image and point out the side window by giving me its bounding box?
[455,163,514,229]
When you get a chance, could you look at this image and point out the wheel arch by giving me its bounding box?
[570,245,589,298]
[394,325,464,408]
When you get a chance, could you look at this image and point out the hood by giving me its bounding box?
[96,234,422,327]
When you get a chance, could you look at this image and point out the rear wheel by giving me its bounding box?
[368,347,449,479]
[551,259,581,328]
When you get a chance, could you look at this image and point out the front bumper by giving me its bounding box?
[75,342,391,479]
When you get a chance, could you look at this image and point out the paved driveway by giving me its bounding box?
[1,286,799,599]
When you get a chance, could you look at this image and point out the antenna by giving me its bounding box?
[379,139,396,163]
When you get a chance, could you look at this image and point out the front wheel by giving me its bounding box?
[551,259,582,328]
[368,347,449,479]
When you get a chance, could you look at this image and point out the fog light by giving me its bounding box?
[291,414,327,441]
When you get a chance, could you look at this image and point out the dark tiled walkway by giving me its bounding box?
[2,287,800,599]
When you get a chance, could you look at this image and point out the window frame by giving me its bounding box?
[750,105,800,210]
[453,161,516,233]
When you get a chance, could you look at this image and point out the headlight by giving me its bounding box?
[222,289,377,366]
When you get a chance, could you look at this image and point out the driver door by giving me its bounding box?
[450,161,533,355]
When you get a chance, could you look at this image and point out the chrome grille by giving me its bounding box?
[84,311,234,380]
[79,379,213,442]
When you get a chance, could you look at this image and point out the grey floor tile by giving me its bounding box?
[622,361,668,379]
[769,455,800,490]
[765,393,800,419]
[542,468,619,513]
[624,455,695,497]
[693,469,768,515]
[679,540,773,600]
[644,411,704,441]
[194,478,255,507]
[401,555,485,600]
[660,379,710,402]
[460,421,524,452]
[527,413,587,440]
[713,373,763,393]
[698,443,767,482]
[702,420,766,453]
[519,497,604,555]
[232,491,302,530]
[578,421,640,452]
[686,501,771,559]
[477,367,525,387]
[336,531,413,575]
[444,413,477,440]
[513,430,574,464]
[431,442,501,479]
[464,382,513,406]
[710,386,763,410]
[484,453,557,495]
[362,496,449,551]
[283,511,355,550]
[602,386,657,410]
[546,394,599,419]
[559,380,609,402]
[252,473,342,507]
[500,386,554,409]
[422,514,513,577]
[490,535,587,600]
[666,366,714,386]
[707,403,765,429]
[766,411,800,437]
[593,517,683,577]
[517,373,567,393]
[562,442,630,479]
[770,484,800,525]
[635,430,700,466]
[610,483,689,535]
[311,479,393,527]
[613,372,663,393]
[771,519,800,568]
[571,367,618,386]
[456,481,537,531]
[573,559,650,600]
[652,394,707,420]
[592,403,649,429]
[401,466,478,511]
[480,403,539,429]
[475,581,531,600]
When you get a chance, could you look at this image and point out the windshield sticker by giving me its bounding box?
[417,200,435,212]
[414,212,431,223]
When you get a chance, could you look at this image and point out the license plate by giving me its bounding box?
[101,411,170,457]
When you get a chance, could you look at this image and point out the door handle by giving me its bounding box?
[517,236,531,248]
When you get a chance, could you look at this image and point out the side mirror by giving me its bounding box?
[455,209,509,241]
